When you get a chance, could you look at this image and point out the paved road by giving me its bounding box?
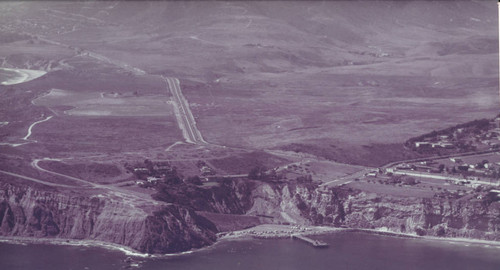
[380,149,500,170]
[31,159,99,188]
[319,167,374,188]
[23,115,53,141]
[31,159,165,206]
[391,169,499,187]
[163,76,206,145]
[0,169,74,188]
[320,150,500,188]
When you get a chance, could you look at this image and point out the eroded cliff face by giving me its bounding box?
[246,181,500,241]
[153,179,255,214]
[2,178,499,254]
[0,183,217,254]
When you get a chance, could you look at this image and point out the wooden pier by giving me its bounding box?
[292,234,329,248]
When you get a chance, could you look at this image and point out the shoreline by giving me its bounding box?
[217,224,342,240]
[0,236,216,259]
[1,225,500,259]
[0,236,151,258]
[0,67,46,85]
[340,228,500,248]
[217,224,500,248]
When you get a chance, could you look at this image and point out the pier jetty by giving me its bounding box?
[292,234,329,248]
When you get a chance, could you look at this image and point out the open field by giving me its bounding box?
[38,160,127,184]
[347,180,449,199]
[33,88,175,117]
[344,169,482,199]
[187,74,497,152]
[1,1,495,152]
[24,115,181,154]
[447,153,500,167]
[0,1,497,202]
[210,151,290,175]
[299,160,366,182]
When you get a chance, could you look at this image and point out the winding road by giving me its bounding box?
[27,158,165,206]
[23,115,53,141]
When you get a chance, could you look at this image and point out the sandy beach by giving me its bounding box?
[218,224,342,240]
[218,224,500,248]
[0,67,46,85]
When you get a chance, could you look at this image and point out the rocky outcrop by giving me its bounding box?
[153,179,255,214]
[246,181,500,241]
[138,206,217,253]
[0,183,217,254]
[2,178,499,254]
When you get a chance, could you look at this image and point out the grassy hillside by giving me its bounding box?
[0,1,497,160]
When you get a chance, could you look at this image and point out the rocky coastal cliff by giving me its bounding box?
[1,179,499,254]
[0,183,217,254]
[247,181,500,241]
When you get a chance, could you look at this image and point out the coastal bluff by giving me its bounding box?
[0,182,217,254]
[1,178,499,254]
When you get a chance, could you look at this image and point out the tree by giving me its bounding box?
[296,174,313,183]
[164,174,182,185]
[248,166,267,180]
[436,226,446,237]
[438,164,445,173]
[185,176,202,185]
[403,177,417,185]
[144,159,154,172]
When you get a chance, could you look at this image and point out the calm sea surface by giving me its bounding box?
[1,232,499,270]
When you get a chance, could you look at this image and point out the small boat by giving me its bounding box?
[312,240,329,248]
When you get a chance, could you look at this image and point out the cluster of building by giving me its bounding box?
[131,161,173,186]
[414,118,500,151]
[477,127,500,149]
[414,137,454,149]
[196,160,216,176]
[129,160,219,187]
[383,156,500,185]
[448,157,500,180]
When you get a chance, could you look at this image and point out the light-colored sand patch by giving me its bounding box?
[219,224,341,240]
[220,224,500,249]
[66,102,173,117]
[66,110,112,116]
[32,89,72,106]
[34,88,173,117]
[0,68,47,85]
[75,97,125,105]
[46,88,70,97]
[33,89,98,107]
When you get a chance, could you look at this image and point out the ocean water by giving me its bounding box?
[1,232,499,270]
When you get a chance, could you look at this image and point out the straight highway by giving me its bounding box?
[163,76,206,145]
